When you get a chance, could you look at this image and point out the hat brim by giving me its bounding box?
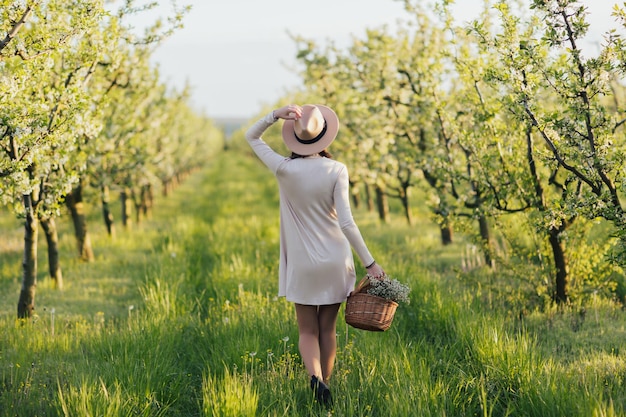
[282,105,339,155]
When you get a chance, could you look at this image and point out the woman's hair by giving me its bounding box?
[290,149,333,159]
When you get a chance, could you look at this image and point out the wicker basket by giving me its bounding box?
[345,276,398,332]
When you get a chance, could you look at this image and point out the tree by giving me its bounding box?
[1,0,106,316]
[468,0,626,301]
[0,0,208,318]
[64,0,190,252]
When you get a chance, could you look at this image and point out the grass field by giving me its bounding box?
[1,151,626,416]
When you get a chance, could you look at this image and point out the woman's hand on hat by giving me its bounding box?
[273,105,301,120]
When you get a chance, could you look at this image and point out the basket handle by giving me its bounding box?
[353,276,370,294]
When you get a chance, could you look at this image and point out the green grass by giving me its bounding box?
[1,151,626,416]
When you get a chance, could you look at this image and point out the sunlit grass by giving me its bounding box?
[202,367,258,417]
[1,152,626,416]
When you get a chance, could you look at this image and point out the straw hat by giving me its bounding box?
[281,104,339,155]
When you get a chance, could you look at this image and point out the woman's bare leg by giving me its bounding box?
[318,303,340,382]
[295,303,341,383]
[295,304,323,379]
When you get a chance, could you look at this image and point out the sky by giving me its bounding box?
[124,1,618,120]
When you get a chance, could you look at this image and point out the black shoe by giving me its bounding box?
[310,376,332,407]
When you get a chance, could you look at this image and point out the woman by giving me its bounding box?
[245,104,385,406]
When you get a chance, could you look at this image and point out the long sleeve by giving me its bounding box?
[245,112,287,174]
[246,110,369,303]
[334,165,375,267]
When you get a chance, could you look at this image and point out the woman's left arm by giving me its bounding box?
[334,166,382,274]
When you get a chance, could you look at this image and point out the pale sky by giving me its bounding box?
[127,1,617,119]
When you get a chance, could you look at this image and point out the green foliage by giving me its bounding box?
[294,0,626,303]
[1,152,626,416]
[0,0,223,318]
[2,1,626,413]
[0,0,106,216]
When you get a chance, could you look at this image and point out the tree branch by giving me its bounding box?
[0,4,35,55]
[520,69,599,194]
[559,8,621,207]
[614,117,626,133]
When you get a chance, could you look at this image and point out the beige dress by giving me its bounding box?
[245,112,375,305]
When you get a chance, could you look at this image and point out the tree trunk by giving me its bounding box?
[440,223,453,245]
[163,176,178,196]
[352,191,360,209]
[400,187,413,226]
[375,186,389,223]
[121,187,133,229]
[142,183,153,219]
[39,217,63,290]
[365,184,374,212]
[162,179,171,197]
[66,180,94,262]
[17,194,38,318]
[434,201,453,245]
[548,227,569,304]
[101,185,115,238]
[132,188,143,225]
[478,213,495,269]
[350,181,360,209]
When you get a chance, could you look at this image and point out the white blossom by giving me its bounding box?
[366,275,411,304]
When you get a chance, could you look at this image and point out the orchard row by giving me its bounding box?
[1,1,223,317]
[284,1,626,305]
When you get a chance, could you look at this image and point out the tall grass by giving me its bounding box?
[1,151,626,416]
